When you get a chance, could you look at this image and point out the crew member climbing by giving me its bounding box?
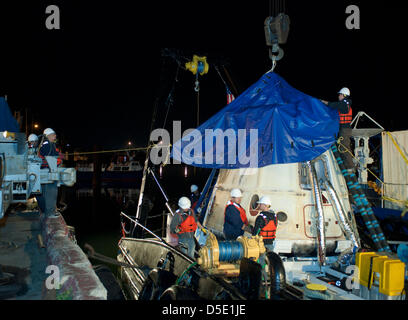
[321,87,354,169]
[190,184,200,210]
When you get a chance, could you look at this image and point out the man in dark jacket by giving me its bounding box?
[36,128,63,218]
[321,87,354,169]
[223,188,249,240]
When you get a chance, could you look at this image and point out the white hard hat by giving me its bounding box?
[190,184,198,193]
[28,133,38,142]
[178,196,191,210]
[257,196,272,206]
[43,128,56,136]
[230,188,243,198]
[338,87,350,96]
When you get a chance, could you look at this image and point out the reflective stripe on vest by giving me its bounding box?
[224,200,248,225]
[177,209,197,234]
[259,213,277,240]
[339,103,352,124]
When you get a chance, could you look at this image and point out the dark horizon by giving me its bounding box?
[0,0,405,151]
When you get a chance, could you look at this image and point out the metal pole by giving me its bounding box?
[135,95,160,222]
[324,179,360,248]
[306,160,326,267]
[25,108,28,137]
[121,212,162,241]
[135,150,150,221]
[148,167,174,216]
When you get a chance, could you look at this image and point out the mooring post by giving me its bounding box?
[92,145,101,221]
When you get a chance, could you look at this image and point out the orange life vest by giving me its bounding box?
[56,147,62,166]
[339,101,352,124]
[177,209,197,234]
[259,213,277,240]
[39,144,62,168]
[224,201,249,226]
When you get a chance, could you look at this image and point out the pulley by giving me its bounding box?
[185,55,209,76]
[264,13,290,68]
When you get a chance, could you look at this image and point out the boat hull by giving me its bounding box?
[117,237,246,300]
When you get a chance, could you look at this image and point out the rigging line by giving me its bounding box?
[222,65,239,97]
[162,64,180,132]
[196,86,200,127]
[148,55,171,143]
[65,144,170,156]
[214,65,229,89]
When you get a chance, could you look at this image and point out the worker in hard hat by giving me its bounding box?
[252,196,278,252]
[27,133,39,155]
[190,184,200,209]
[223,188,250,240]
[170,196,202,258]
[253,196,278,286]
[321,87,354,168]
[36,128,63,218]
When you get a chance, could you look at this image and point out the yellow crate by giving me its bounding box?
[355,252,379,287]
[355,252,405,296]
[380,259,405,296]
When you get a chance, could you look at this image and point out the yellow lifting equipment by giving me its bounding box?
[185,55,209,76]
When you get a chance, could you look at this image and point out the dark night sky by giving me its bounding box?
[0,0,406,151]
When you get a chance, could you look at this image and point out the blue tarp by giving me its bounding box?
[171,72,339,168]
[0,97,20,132]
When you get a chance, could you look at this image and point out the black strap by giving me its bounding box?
[367,255,378,290]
